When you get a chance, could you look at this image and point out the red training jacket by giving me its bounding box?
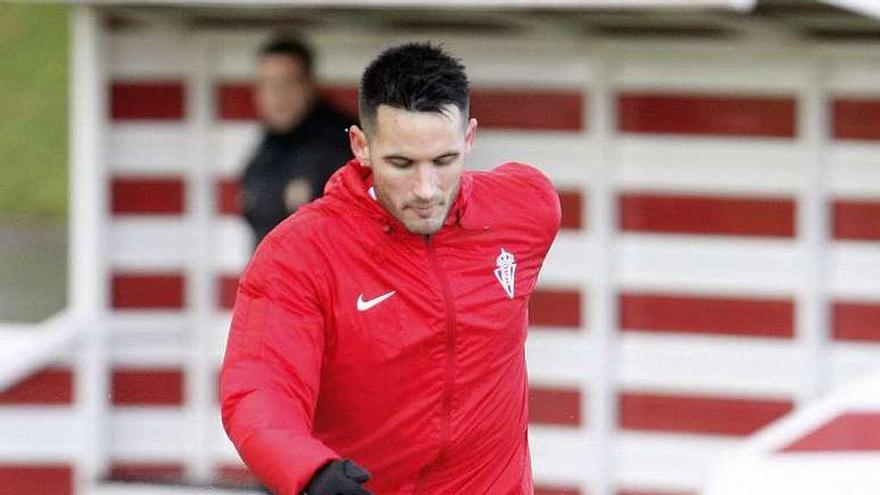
[221,159,561,494]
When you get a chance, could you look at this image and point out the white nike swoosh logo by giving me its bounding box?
[357,291,396,311]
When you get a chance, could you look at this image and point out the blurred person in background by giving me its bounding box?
[221,42,561,495]
[240,37,355,248]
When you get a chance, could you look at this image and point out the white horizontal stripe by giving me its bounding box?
[0,408,79,460]
[615,431,740,490]
[829,243,880,298]
[110,124,189,174]
[528,426,592,484]
[109,218,252,273]
[526,333,590,387]
[617,139,810,194]
[210,127,595,186]
[208,409,242,462]
[827,63,880,94]
[708,456,880,495]
[209,29,594,85]
[829,145,880,197]
[539,232,590,286]
[205,31,262,79]
[110,219,188,271]
[469,133,592,184]
[829,344,880,392]
[110,409,188,460]
[614,56,812,92]
[213,218,252,273]
[211,123,261,176]
[620,333,801,398]
[109,329,188,367]
[108,313,190,365]
[109,33,192,77]
[618,235,803,296]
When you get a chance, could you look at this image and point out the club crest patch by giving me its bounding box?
[494,248,516,299]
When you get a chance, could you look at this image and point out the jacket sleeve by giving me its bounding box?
[220,232,340,494]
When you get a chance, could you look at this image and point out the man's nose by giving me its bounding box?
[412,164,438,201]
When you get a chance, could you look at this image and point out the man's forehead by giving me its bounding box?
[372,104,465,135]
[258,54,307,74]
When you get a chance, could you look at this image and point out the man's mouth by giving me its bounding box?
[409,204,438,218]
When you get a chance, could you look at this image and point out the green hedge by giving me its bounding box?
[0,5,69,219]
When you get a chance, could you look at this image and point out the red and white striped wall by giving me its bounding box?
[4,21,880,495]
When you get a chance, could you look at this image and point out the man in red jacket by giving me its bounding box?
[221,42,561,495]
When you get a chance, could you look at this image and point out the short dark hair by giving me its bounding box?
[258,37,314,77]
[359,43,470,133]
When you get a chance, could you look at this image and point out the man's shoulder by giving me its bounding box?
[470,161,556,199]
[467,162,561,241]
[259,199,341,255]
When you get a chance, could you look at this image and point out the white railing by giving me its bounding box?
[0,311,86,391]
[705,366,880,495]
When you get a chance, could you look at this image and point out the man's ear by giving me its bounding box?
[349,125,370,167]
[464,118,478,155]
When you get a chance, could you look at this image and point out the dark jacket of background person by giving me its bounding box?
[239,99,354,246]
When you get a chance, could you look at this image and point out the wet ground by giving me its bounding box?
[0,216,66,322]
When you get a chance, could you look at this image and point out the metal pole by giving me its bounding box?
[70,4,110,493]
[184,30,215,483]
[587,48,619,495]
[797,55,831,403]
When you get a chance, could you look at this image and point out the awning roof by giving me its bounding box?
[92,0,880,43]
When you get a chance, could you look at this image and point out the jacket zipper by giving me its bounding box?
[413,236,457,493]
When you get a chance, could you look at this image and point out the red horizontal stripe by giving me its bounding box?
[529,289,582,329]
[0,367,72,405]
[0,368,186,407]
[109,462,185,482]
[530,386,583,426]
[833,99,880,140]
[215,464,261,486]
[833,200,880,240]
[217,178,241,215]
[781,413,880,452]
[112,273,185,309]
[620,293,794,338]
[619,392,792,436]
[321,86,359,117]
[536,486,582,495]
[216,84,253,120]
[833,302,880,342]
[558,189,584,230]
[111,81,185,120]
[618,93,796,137]
[111,177,184,215]
[471,88,584,131]
[0,465,72,495]
[218,83,358,121]
[217,83,584,130]
[219,275,240,310]
[112,368,184,406]
[619,193,795,237]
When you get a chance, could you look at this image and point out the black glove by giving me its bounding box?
[302,459,373,495]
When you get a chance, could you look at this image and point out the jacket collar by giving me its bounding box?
[326,159,474,235]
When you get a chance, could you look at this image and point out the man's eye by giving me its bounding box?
[434,157,455,166]
[390,160,412,169]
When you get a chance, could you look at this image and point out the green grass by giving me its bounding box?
[0,4,69,219]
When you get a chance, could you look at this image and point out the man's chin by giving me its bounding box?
[403,218,443,236]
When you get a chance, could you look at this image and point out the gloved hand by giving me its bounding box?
[302,459,373,495]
